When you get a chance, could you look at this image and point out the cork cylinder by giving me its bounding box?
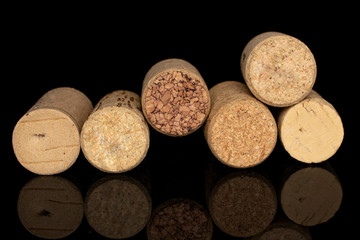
[81,90,150,173]
[142,58,211,136]
[12,87,93,175]
[241,32,317,107]
[277,90,344,163]
[204,81,277,168]
[147,198,213,240]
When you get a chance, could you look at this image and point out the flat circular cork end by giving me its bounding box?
[81,106,149,173]
[12,108,80,175]
[241,32,316,107]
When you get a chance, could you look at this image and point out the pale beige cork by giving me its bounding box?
[12,87,93,175]
[17,176,83,239]
[142,58,211,136]
[81,90,150,173]
[241,32,317,107]
[204,81,277,168]
[278,90,344,163]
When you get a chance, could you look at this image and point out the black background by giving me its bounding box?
[6,6,357,240]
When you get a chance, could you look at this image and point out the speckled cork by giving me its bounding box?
[84,175,152,239]
[142,58,211,136]
[12,87,93,175]
[204,81,277,168]
[278,90,344,163]
[81,90,150,173]
[241,32,317,107]
[17,176,83,239]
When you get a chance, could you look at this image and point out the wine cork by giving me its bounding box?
[142,58,211,136]
[17,176,83,239]
[204,81,277,168]
[147,198,213,240]
[84,175,152,239]
[241,32,317,107]
[280,164,343,226]
[12,87,93,175]
[208,171,277,237]
[81,90,150,173]
[277,90,344,163]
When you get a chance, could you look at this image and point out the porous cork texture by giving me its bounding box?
[17,176,84,239]
[241,32,317,107]
[277,90,344,163]
[280,166,343,226]
[85,176,152,239]
[204,81,277,168]
[142,58,211,136]
[81,90,150,173]
[12,87,93,175]
[147,198,213,240]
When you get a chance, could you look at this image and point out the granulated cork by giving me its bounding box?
[142,58,211,136]
[81,90,149,173]
[277,90,344,163]
[204,81,277,168]
[241,32,317,107]
[12,87,93,175]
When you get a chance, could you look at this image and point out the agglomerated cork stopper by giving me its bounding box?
[241,32,317,107]
[278,90,344,163]
[81,90,150,173]
[147,198,213,240]
[204,81,277,168]
[12,87,93,175]
[142,58,211,136]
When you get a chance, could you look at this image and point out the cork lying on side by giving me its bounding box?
[142,58,211,136]
[81,90,149,173]
[204,81,277,168]
[12,87,93,175]
[241,32,317,107]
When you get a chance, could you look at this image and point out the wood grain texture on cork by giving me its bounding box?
[147,198,213,240]
[84,175,152,239]
[17,176,83,239]
[81,90,150,173]
[278,90,344,163]
[241,32,317,107]
[204,81,277,168]
[208,171,277,238]
[12,87,93,175]
[142,58,211,136]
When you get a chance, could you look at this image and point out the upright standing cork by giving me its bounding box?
[12,87,93,175]
[204,81,277,168]
[142,58,211,136]
[278,90,344,163]
[241,32,317,107]
[81,90,150,173]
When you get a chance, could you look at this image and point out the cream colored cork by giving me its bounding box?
[278,90,344,163]
[12,87,93,175]
[142,58,211,136]
[204,81,277,168]
[81,90,150,173]
[241,32,317,107]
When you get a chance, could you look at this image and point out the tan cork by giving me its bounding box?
[17,176,83,239]
[280,165,343,226]
[204,81,277,168]
[81,90,150,173]
[12,87,93,175]
[241,32,317,107]
[277,90,344,163]
[142,58,211,136]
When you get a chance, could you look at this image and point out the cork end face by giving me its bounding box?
[81,106,150,173]
[143,70,210,136]
[243,33,316,107]
[208,99,277,168]
[12,108,80,175]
